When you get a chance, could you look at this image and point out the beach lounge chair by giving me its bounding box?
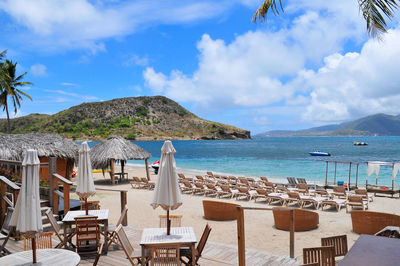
[152,243,181,265]
[246,177,256,185]
[24,232,53,250]
[228,177,238,186]
[235,187,256,201]
[238,177,249,186]
[303,246,335,266]
[130,176,145,189]
[287,177,297,187]
[320,199,347,212]
[219,185,239,198]
[331,186,347,199]
[296,183,309,195]
[354,189,373,202]
[285,192,303,208]
[140,177,155,189]
[180,181,195,194]
[106,205,128,249]
[321,235,348,259]
[314,189,331,198]
[263,181,275,192]
[0,207,14,256]
[345,195,368,213]
[180,224,211,265]
[260,177,268,182]
[204,183,221,197]
[193,182,206,195]
[206,171,214,177]
[267,192,288,205]
[253,188,268,202]
[275,186,288,193]
[178,173,186,179]
[115,224,151,265]
[297,178,307,184]
[195,175,205,183]
[300,195,327,209]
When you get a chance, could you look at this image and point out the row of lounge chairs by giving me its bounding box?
[130,177,155,189]
[179,173,373,212]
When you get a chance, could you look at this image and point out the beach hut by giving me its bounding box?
[90,135,152,185]
[0,133,78,183]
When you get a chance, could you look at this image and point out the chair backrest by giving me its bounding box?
[297,183,308,191]
[116,205,128,227]
[287,177,297,185]
[133,176,141,182]
[264,182,274,188]
[159,214,182,228]
[206,183,215,189]
[24,232,53,250]
[355,189,367,196]
[183,181,192,188]
[238,178,249,185]
[303,246,335,266]
[260,177,268,182]
[151,243,181,265]
[141,177,149,183]
[247,178,255,183]
[288,192,301,199]
[348,195,363,203]
[220,185,230,192]
[238,187,249,193]
[80,200,100,210]
[316,189,329,196]
[297,178,307,184]
[321,235,348,257]
[196,224,212,262]
[75,216,99,254]
[115,224,134,257]
[194,182,204,188]
[45,208,60,233]
[178,173,185,179]
[206,171,213,176]
[1,207,14,235]
[275,186,288,192]
[333,186,346,193]
[195,175,204,181]
[256,189,267,195]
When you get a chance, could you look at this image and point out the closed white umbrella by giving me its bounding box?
[151,140,182,235]
[76,141,96,215]
[9,149,43,264]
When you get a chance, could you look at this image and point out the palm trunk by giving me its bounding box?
[4,99,10,134]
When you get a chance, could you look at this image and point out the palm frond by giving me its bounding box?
[0,50,6,61]
[16,89,32,100]
[252,0,283,23]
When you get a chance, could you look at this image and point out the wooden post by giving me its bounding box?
[348,162,352,191]
[52,179,59,216]
[237,207,245,266]
[64,183,70,214]
[121,160,125,177]
[49,157,56,207]
[145,159,150,181]
[356,164,359,188]
[110,159,115,185]
[325,161,329,187]
[120,191,127,226]
[0,183,5,225]
[32,238,37,264]
[289,209,295,258]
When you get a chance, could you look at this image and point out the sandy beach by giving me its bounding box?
[72,164,400,262]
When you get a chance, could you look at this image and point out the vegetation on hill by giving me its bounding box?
[0,96,250,140]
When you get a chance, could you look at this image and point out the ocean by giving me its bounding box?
[92,136,400,187]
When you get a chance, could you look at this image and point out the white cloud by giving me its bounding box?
[0,0,251,52]
[123,54,149,67]
[61,82,79,87]
[44,89,99,102]
[29,64,47,77]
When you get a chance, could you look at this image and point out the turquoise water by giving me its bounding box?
[95,137,400,187]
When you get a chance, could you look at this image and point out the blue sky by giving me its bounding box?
[0,0,399,135]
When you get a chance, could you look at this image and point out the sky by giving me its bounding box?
[0,0,399,135]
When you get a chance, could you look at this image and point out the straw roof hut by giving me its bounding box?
[90,135,151,184]
[0,133,78,181]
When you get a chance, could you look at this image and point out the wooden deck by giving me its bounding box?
[4,226,297,266]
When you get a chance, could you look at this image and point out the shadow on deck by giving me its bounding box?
[4,226,297,266]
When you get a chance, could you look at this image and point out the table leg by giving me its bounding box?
[141,245,146,266]
[191,243,196,266]
[104,221,108,255]
[63,223,67,249]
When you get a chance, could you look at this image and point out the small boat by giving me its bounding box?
[151,160,160,174]
[354,141,368,146]
[309,151,331,156]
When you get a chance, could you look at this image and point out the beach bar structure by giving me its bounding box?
[365,161,400,197]
[0,133,78,183]
[325,161,361,190]
[90,135,152,185]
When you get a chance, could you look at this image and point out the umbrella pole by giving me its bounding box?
[32,238,37,264]
[85,198,89,215]
[167,209,170,235]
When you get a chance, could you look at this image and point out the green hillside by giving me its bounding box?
[0,96,250,140]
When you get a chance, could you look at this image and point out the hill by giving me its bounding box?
[0,96,250,140]
[256,113,400,137]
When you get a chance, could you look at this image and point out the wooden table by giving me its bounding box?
[140,227,197,265]
[339,234,400,266]
[114,172,128,182]
[62,209,109,253]
[0,248,80,265]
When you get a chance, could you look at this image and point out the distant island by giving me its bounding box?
[0,96,250,140]
[256,113,400,137]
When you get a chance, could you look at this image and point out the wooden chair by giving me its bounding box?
[354,189,373,202]
[74,216,100,255]
[286,192,302,207]
[296,183,309,194]
[23,232,54,250]
[303,246,335,266]
[45,208,74,248]
[345,195,368,213]
[80,200,100,210]
[321,235,348,258]
[93,241,104,266]
[0,207,14,256]
[331,186,347,199]
[180,224,212,265]
[115,224,150,265]
[140,177,155,189]
[159,214,182,228]
[152,243,181,265]
[106,205,128,249]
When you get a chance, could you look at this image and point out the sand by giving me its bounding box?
[72,164,400,262]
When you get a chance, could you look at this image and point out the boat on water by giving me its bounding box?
[309,151,331,156]
[354,141,368,146]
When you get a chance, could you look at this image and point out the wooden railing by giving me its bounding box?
[0,175,20,225]
[96,188,128,225]
[51,173,72,215]
[236,206,295,266]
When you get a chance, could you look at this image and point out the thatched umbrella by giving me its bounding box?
[90,135,151,185]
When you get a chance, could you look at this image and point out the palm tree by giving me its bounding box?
[0,59,32,133]
[253,0,399,38]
